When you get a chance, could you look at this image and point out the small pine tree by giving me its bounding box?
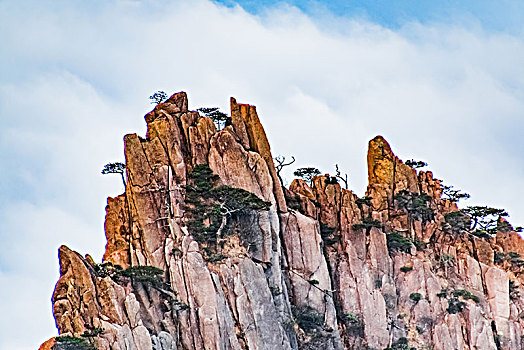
[405,159,427,169]
[394,190,434,222]
[293,167,321,185]
[441,184,470,202]
[102,162,126,187]
[197,107,230,130]
[443,211,469,235]
[461,206,508,237]
[386,233,413,254]
[149,91,168,104]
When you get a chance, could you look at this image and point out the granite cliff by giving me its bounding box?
[40,92,524,350]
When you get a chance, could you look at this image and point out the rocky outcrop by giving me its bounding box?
[41,92,523,350]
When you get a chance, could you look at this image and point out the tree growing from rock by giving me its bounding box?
[461,205,509,237]
[335,164,348,189]
[101,162,133,264]
[101,162,126,187]
[441,184,470,202]
[443,211,469,235]
[293,167,321,186]
[273,155,295,187]
[352,217,382,234]
[386,232,413,254]
[149,91,168,104]
[444,205,511,238]
[119,265,166,288]
[184,164,271,250]
[197,107,230,130]
[394,190,434,223]
[405,159,427,169]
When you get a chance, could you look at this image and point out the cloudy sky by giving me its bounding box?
[0,0,523,348]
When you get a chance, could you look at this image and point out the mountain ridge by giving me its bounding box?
[39,91,523,350]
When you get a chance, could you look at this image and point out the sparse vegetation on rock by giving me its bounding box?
[409,292,422,303]
[40,92,524,350]
[440,183,470,202]
[494,252,524,267]
[293,305,325,333]
[119,265,166,287]
[343,313,364,337]
[400,265,413,273]
[385,337,412,350]
[453,289,480,303]
[320,223,341,246]
[352,217,382,231]
[54,336,94,350]
[386,232,412,254]
[81,327,104,338]
[394,190,434,223]
[355,196,372,208]
[509,280,519,300]
[446,297,466,314]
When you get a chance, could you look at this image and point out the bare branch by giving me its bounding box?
[273,155,295,187]
[335,164,348,189]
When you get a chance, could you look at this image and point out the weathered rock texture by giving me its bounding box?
[42,92,523,350]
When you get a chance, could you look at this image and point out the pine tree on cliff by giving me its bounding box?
[184,164,270,255]
[149,90,168,104]
[101,162,126,187]
[197,107,230,130]
[293,167,321,186]
[102,161,132,265]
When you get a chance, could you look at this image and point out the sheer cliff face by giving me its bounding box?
[43,92,524,350]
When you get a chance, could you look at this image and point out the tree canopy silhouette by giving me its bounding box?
[102,162,126,187]
[197,107,230,130]
[149,91,168,104]
[293,167,321,185]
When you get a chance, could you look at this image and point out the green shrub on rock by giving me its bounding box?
[293,306,325,333]
[55,336,94,350]
[119,265,167,289]
[386,233,412,254]
[352,217,382,231]
[409,293,422,303]
[453,289,480,303]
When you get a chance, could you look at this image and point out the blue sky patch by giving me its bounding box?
[214,0,524,33]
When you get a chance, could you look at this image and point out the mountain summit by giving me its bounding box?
[40,92,523,350]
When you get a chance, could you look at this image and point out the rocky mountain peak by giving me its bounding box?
[40,91,523,350]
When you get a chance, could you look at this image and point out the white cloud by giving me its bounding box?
[0,1,523,348]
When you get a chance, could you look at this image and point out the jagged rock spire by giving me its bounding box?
[40,92,524,350]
